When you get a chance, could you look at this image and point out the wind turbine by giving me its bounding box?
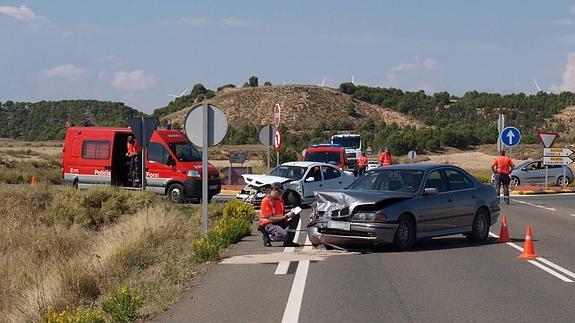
[533,79,549,94]
[321,77,326,87]
[351,74,355,85]
[167,88,189,98]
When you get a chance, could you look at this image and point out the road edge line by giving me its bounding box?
[275,217,302,275]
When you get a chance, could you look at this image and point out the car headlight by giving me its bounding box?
[187,169,200,178]
[351,211,388,222]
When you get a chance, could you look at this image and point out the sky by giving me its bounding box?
[2,1,575,113]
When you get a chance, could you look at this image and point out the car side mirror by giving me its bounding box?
[305,177,315,182]
[424,188,439,195]
[166,155,176,167]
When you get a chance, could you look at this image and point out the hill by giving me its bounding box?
[0,100,140,140]
[161,85,424,131]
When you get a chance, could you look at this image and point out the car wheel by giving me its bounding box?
[167,183,185,203]
[393,216,416,251]
[287,191,302,207]
[557,176,570,187]
[510,176,520,187]
[467,209,489,243]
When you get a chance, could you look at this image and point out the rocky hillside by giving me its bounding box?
[549,105,575,139]
[163,85,424,131]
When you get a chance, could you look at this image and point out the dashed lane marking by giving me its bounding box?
[511,199,557,211]
[489,232,573,283]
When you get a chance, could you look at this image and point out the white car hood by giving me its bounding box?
[241,174,292,187]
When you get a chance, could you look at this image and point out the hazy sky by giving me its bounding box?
[2,1,575,112]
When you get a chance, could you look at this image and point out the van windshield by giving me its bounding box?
[168,142,202,162]
[305,152,341,165]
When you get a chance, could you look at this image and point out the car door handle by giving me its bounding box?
[319,184,323,187]
[338,181,342,184]
[448,199,452,202]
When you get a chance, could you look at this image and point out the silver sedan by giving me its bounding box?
[307,164,500,250]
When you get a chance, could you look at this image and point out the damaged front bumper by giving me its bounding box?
[236,187,268,206]
[307,219,398,247]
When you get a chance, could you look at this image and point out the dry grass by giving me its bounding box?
[0,185,222,322]
[0,148,62,184]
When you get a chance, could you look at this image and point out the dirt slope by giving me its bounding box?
[164,85,423,131]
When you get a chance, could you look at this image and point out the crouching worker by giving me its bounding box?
[259,182,300,247]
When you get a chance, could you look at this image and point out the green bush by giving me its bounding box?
[44,306,105,323]
[192,201,254,262]
[101,286,143,323]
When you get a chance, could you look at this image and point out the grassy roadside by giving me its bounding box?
[0,185,254,322]
[0,149,61,184]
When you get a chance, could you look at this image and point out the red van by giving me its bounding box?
[62,127,221,203]
[303,144,348,170]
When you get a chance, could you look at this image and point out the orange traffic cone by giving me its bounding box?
[30,174,37,186]
[518,226,537,260]
[497,215,511,243]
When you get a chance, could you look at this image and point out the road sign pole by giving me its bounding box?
[563,165,566,187]
[202,103,209,234]
[141,116,146,191]
[277,151,279,167]
[545,165,549,188]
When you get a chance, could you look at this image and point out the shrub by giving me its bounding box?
[191,237,221,262]
[101,286,143,323]
[222,200,255,223]
[44,306,105,323]
[217,217,251,244]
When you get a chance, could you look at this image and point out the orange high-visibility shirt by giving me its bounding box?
[358,155,368,167]
[259,195,285,227]
[127,141,141,156]
[492,156,515,175]
[379,151,392,166]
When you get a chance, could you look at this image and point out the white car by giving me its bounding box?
[236,161,355,207]
[367,160,379,171]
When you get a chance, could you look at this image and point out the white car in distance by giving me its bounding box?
[236,161,355,207]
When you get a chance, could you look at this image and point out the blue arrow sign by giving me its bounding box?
[501,126,521,148]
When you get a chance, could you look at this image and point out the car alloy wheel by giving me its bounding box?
[468,209,489,243]
[510,176,520,187]
[557,176,570,187]
[168,183,185,203]
[394,217,416,251]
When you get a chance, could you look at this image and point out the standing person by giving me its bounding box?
[259,183,300,247]
[491,150,515,204]
[357,152,368,176]
[165,120,172,130]
[126,136,142,184]
[379,147,393,167]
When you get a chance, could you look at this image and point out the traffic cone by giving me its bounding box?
[30,174,37,186]
[497,215,511,243]
[518,226,537,260]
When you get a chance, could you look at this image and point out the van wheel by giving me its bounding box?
[167,183,185,203]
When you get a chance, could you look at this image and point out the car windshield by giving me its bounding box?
[331,137,360,149]
[269,165,307,180]
[349,170,424,193]
[168,142,202,162]
[305,152,341,164]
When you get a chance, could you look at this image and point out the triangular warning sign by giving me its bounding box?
[537,132,559,148]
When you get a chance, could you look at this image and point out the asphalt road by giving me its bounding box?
[155,194,575,323]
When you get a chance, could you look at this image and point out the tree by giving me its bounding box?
[249,76,259,87]
[346,102,357,117]
[264,81,272,86]
[191,83,207,96]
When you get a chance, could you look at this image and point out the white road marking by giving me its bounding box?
[527,260,573,283]
[537,257,575,280]
[281,259,310,323]
[511,199,556,211]
[489,231,573,283]
[570,214,575,217]
[275,217,302,275]
[512,192,575,198]
[303,235,313,251]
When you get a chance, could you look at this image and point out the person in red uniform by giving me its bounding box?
[259,182,300,247]
[126,136,142,183]
[357,152,369,177]
[491,150,515,204]
[379,147,393,167]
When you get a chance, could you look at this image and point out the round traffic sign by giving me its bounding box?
[258,125,275,146]
[274,104,281,128]
[407,150,417,160]
[184,104,228,147]
[501,126,521,148]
